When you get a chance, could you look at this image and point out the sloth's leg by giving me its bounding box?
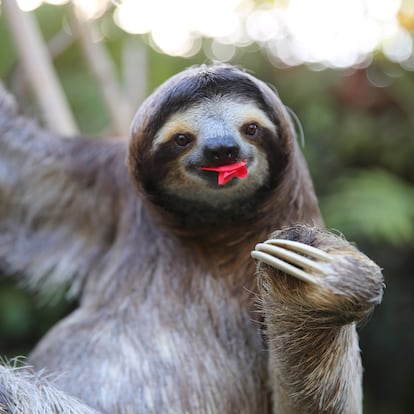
[252,224,384,414]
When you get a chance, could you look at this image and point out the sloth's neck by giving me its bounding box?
[151,200,272,252]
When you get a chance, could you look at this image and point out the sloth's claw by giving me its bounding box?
[251,239,334,285]
[264,239,333,262]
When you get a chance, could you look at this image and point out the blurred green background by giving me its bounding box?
[1,1,414,413]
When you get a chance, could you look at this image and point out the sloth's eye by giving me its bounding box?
[244,123,259,137]
[174,133,192,147]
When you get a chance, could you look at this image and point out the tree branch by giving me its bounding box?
[2,0,78,136]
[70,8,133,138]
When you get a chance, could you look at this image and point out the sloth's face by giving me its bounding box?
[129,65,293,223]
[151,96,278,210]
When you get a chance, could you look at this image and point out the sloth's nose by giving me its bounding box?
[203,137,240,165]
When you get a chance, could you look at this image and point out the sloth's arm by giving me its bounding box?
[252,225,384,414]
[0,86,128,295]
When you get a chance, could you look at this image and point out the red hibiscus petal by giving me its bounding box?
[200,160,248,186]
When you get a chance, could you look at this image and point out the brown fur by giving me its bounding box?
[258,226,383,413]
[0,65,383,414]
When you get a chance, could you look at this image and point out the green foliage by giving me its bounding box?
[0,288,32,340]
[321,169,414,245]
[0,281,76,357]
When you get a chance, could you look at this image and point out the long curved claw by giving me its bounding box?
[251,250,320,284]
[264,239,333,262]
[251,239,334,285]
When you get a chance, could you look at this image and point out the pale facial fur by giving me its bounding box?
[152,97,274,209]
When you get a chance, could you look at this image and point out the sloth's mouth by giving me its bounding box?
[199,160,248,186]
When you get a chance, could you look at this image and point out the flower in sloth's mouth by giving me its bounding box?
[200,160,248,186]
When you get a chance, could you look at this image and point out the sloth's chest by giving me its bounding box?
[29,283,269,413]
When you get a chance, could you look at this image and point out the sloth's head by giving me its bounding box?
[128,64,299,224]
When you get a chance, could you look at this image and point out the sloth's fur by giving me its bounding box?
[0,65,383,414]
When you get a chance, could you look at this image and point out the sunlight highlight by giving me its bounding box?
[114,0,244,56]
[72,0,107,20]
[45,0,69,5]
[112,0,410,67]
[13,0,414,69]
[16,0,42,11]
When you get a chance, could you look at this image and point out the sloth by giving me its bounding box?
[0,64,383,414]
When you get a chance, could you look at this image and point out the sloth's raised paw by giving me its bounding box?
[251,225,384,323]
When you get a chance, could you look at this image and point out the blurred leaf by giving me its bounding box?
[0,289,31,339]
[321,169,414,245]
